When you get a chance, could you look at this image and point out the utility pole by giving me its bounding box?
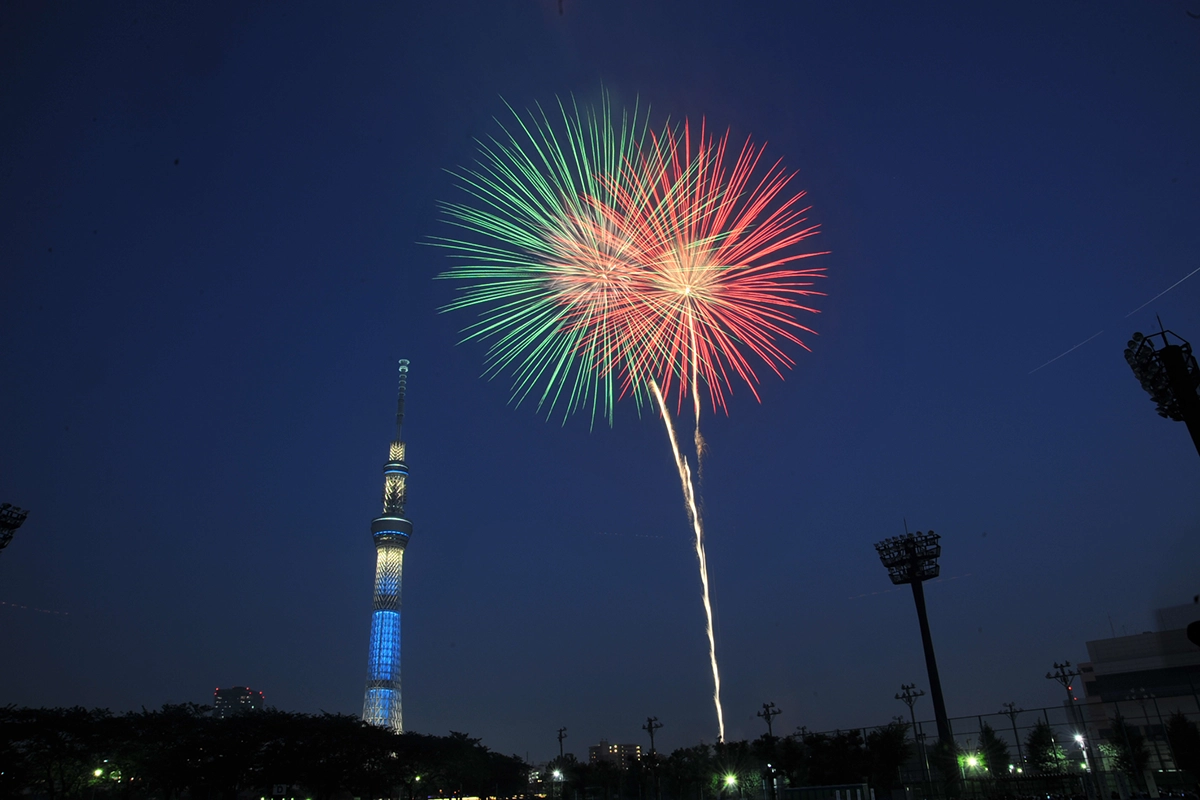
[756,704,782,800]
[643,717,663,800]
[757,703,781,738]
[1046,661,1101,800]
[897,684,930,785]
[643,716,662,754]
[558,727,568,760]
[1000,703,1024,767]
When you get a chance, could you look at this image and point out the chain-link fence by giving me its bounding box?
[807,694,1200,800]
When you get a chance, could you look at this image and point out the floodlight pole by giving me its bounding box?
[1160,343,1200,456]
[558,727,567,760]
[874,532,953,750]
[1124,326,1200,459]
[0,503,29,556]
[910,575,951,747]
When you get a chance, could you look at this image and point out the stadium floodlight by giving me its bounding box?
[0,503,29,555]
[1125,327,1200,458]
[874,530,953,751]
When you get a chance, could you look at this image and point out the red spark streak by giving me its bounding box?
[576,120,828,412]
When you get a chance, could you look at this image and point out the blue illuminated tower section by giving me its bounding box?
[362,359,412,732]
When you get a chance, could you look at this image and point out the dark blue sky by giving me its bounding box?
[2,1,1199,762]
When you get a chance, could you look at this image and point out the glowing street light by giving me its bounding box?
[724,775,738,788]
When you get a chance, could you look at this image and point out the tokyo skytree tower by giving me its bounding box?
[362,359,412,732]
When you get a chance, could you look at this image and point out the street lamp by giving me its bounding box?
[1124,326,1200,458]
[874,530,953,750]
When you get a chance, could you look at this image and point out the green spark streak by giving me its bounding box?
[433,92,655,426]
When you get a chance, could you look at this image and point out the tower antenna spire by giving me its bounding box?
[396,359,410,439]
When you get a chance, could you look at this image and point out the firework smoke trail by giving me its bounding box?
[649,378,723,740]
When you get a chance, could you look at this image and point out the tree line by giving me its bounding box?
[5,704,1200,800]
[547,722,913,800]
[0,704,526,800]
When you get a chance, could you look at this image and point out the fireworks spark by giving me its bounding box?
[437,95,828,742]
[434,94,654,425]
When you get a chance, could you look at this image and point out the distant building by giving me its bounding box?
[1079,601,1200,703]
[588,740,642,769]
[1077,601,1200,771]
[213,686,264,718]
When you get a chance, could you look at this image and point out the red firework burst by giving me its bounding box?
[590,119,828,412]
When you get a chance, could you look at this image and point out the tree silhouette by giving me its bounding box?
[978,722,1011,774]
[1167,712,1200,787]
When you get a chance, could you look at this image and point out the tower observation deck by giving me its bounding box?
[362,359,412,732]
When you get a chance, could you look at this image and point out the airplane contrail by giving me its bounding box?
[1028,330,1105,375]
[1125,265,1200,318]
[1029,264,1200,375]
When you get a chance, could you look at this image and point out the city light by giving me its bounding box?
[724,775,738,787]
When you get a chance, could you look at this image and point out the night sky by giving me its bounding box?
[3,1,1200,764]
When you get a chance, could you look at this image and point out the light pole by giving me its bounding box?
[1124,326,1200,458]
[875,531,953,751]
[558,727,568,760]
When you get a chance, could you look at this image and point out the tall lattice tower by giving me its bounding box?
[362,359,412,732]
